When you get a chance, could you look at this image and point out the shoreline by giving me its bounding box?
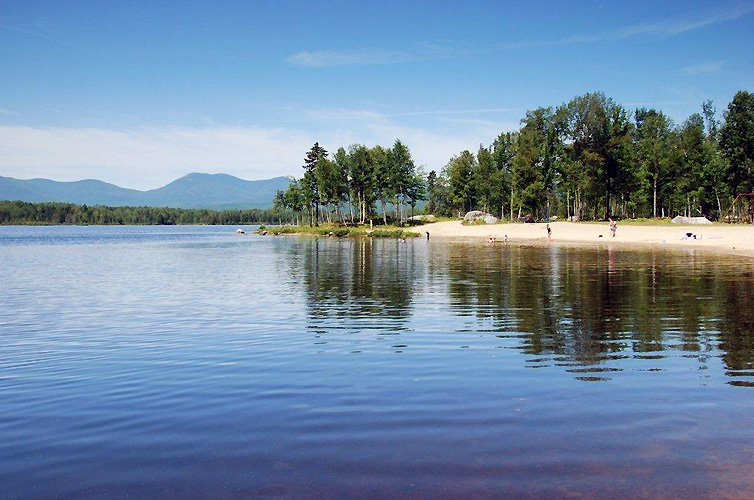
[414,221,754,259]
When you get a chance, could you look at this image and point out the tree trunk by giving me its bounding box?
[399,196,402,223]
[510,186,514,221]
[653,175,658,218]
[716,191,722,218]
[687,194,691,218]
[356,193,362,224]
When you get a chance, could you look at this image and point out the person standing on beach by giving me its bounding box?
[546,224,551,240]
[609,218,617,237]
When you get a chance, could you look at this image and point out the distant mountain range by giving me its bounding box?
[0,173,292,209]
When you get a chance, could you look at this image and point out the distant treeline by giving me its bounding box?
[278,90,754,222]
[0,200,292,225]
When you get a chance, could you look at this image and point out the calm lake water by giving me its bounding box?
[1,225,754,499]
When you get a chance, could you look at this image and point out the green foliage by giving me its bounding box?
[425,170,451,217]
[557,92,633,220]
[348,144,376,224]
[329,228,352,237]
[720,90,754,195]
[256,224,421,239]
[368,229,420,238]
[301,142,329,225]
[444,150,477,215]
[424,90,752,222]
[265,226,298,235]
[635,108,673,217]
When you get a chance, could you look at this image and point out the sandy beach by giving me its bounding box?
[414,220,754,258]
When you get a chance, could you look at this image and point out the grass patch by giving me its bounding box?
[262,225,298,234]
[257,224,419,238]
[368,229,421,238]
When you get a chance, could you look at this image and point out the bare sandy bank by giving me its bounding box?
[414,220,754,258]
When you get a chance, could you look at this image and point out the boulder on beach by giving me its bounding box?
[671,216,711,225]
[464,211,497,224]
[409,214,437,222]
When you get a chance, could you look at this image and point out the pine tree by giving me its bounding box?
[301,142,328,225]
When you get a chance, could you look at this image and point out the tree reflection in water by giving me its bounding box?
[293,237,754,385]
[295,238,420,343]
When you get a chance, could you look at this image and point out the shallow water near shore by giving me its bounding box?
[2,225,754,499]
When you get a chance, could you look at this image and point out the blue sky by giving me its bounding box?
[1,0,752,189]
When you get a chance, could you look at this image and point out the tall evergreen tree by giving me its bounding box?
[720,90,754,195]
[389,139,415,222]
[405,169,427,219]
[348,144,375,224]
[474,145,496,214]
[371,145,391,224]
[301,142,328,225]
[676,114,708,216]
[491,132,517,220]
[315,157,343,223]
[445,150,477,216]
[513,107,559,219]
[635,109,673,218]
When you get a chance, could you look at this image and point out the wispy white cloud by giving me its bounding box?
[287,48,415,67]
[615,3,754,39]
[287,39,470,67]
[390,107,516,117]
[289,3,754,66]
[683,61,726,75]
[302,107,388,121]
[303,106,516,120]
[0,23,57,40]
[497,3,754,48]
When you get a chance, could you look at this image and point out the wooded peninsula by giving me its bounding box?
[276,90,754,225]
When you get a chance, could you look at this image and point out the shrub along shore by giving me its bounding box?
[257,224,421,239]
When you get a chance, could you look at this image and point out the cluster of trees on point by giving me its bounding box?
[436,90,754,221]
[0,200,294,225]
[275,140,426,225]
[279,90,754,223]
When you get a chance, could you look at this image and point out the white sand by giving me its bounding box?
[414,220,754,258]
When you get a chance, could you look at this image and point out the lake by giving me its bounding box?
[1,225,753,499]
